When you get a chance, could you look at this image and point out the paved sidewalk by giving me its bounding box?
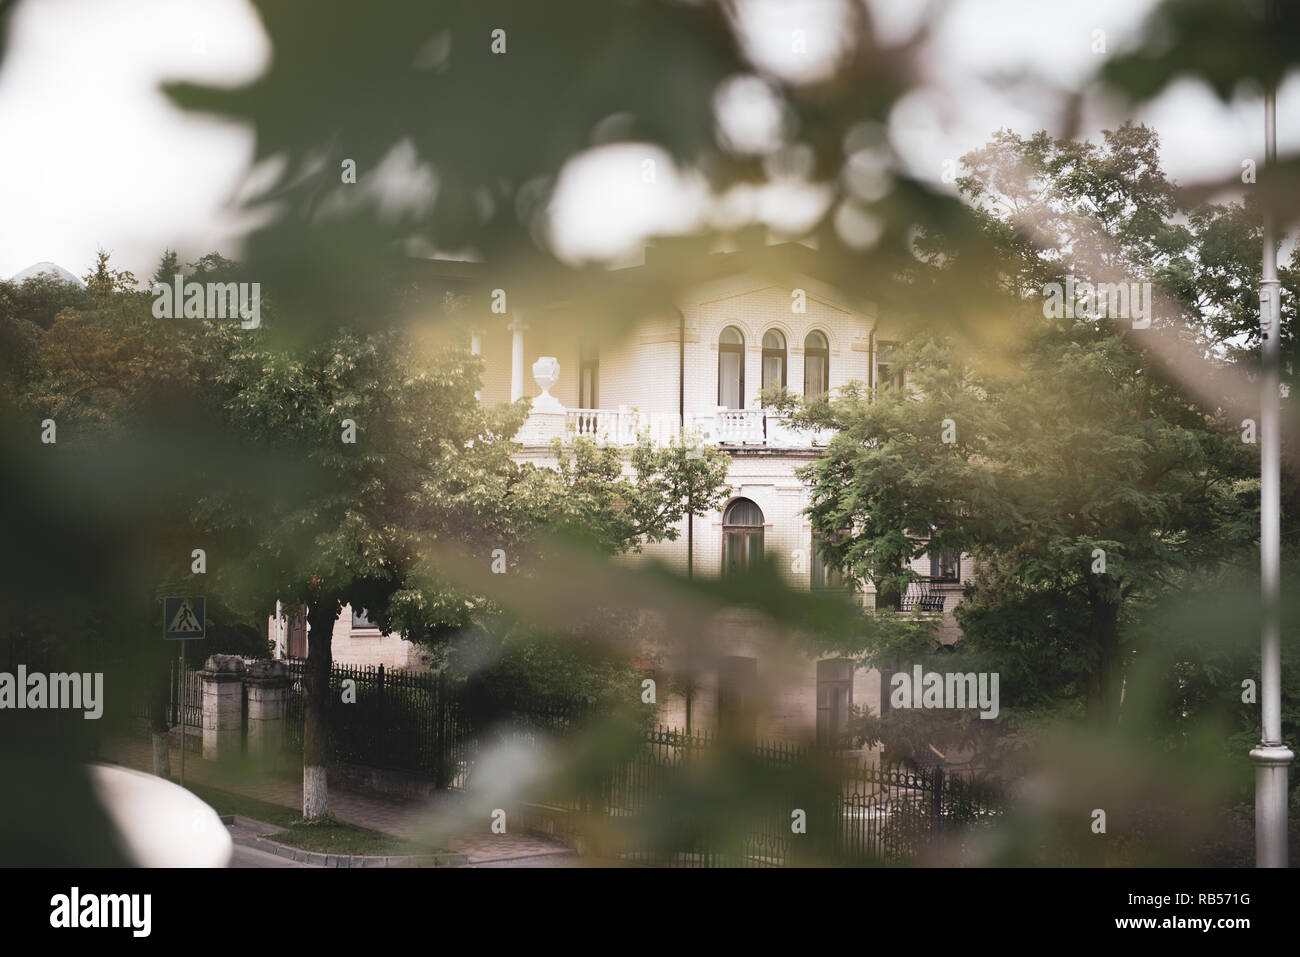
[226,818,314,868]
[102,734,576,866]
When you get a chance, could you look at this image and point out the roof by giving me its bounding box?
[404,236,879,320]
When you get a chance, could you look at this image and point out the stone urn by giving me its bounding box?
[531,356,562,412]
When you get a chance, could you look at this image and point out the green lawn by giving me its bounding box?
[185,782,449,857]
[185,782,301,828]
[268,819,444,856]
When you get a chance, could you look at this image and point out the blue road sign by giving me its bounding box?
[164,596,206,640]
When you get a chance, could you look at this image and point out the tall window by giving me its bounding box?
[929,550,959,581]
[722,498,764,576]
[875,340,904,390]
[926,524,958,581]
[718,655,758,741]
[816,659,854,747]
[718,326,745,409]
[579,340,598,408]
[761,329,786,392]
[810,531,848,590]
[804,330,829,396]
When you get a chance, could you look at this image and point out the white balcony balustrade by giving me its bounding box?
[714,409,766,445]
[764,413,835,449]
[555,407,832,449]
[511,355,834,449]
[565,408,681,447]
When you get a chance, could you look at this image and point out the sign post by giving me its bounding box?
[164,596,206,788]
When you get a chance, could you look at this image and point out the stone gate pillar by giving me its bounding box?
[200,655,245,762]
[244,659,289,761]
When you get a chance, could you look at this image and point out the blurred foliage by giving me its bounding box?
[141,0,1014,350]
[1102,0,1300,229]
[1102,0,1296,102]
[443,616,651,730]
[155,0,754,342]
[1,0,1298,864]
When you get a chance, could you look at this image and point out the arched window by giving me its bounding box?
[723,498,764,576]
[804,330,829,396]
[761,330,786,392]
[718,326,745,409]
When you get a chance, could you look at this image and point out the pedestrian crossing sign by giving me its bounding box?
[164,596,206,640]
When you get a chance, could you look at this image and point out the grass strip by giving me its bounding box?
[186,782,448,856]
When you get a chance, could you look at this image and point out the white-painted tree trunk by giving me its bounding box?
[303,765,329,819]
[152,731,171,778]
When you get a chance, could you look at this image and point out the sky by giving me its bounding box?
[0,0,1297,281]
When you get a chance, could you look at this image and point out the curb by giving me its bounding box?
[220,815,470,868]
[462,849,578,865]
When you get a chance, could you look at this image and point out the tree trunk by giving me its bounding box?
[302,599,338,819]
[152,732,171,778]
[1084,590,1122,725]
[875,575,902,612]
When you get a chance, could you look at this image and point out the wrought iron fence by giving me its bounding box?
[132,658,201,731]
[154,658,999,866]
[175,660,202,730]
[582,727,1001,866]
[281,659,586,789]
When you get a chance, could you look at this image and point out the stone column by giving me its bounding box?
[509,315,528,402]
[244,660,289,762]
[745,342,761,409]
[200,655,245,763]
[788,348,805,403]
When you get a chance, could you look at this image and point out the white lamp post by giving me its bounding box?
[1251,67,1293,868]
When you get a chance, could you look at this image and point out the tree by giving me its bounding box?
[781,127,1264,734]
[206,314,530,815]
[18,240,735,813]
[0,268,87,397]
[790,313,1255,742]
[221,324,739,813]
[19,249,287,774]
[954,124,1298,379]
[439,432,734,722]
[529,434,732,557]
